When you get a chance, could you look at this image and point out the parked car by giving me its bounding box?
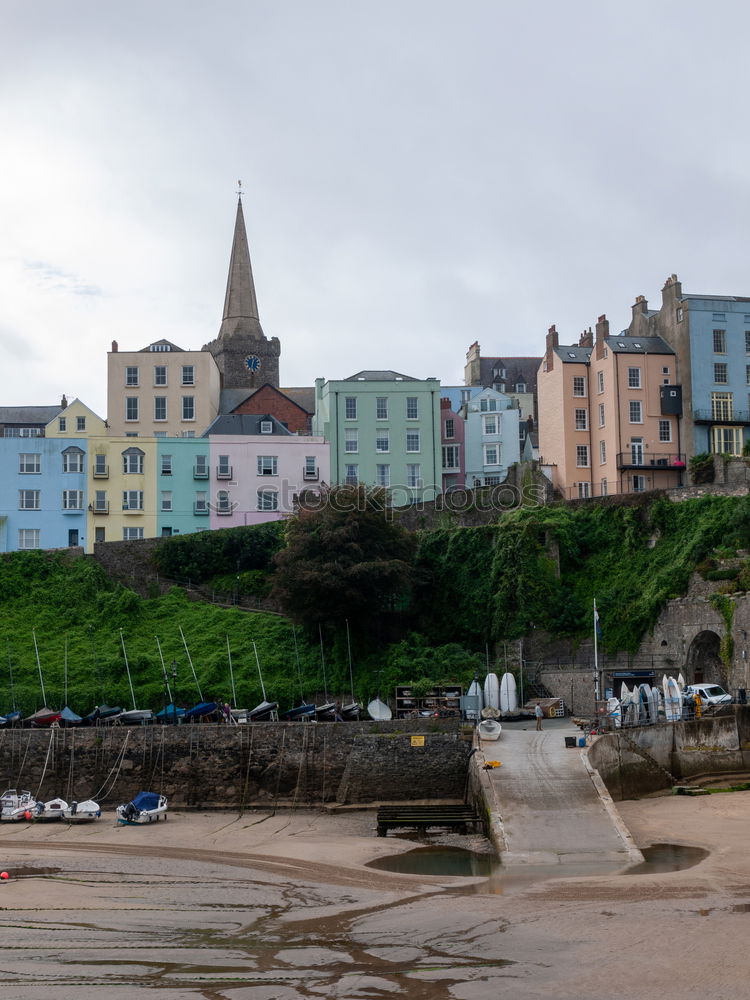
[683,684,732,706]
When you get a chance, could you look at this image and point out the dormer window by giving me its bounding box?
[260,420,273,434]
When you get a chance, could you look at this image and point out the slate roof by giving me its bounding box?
[553,346,592,363]
[476,356,541,390]
[606,335,674,355]
[219,385,315,416]
[280,386,316,413]
[0,405,63,425]
[344,370,420,382]
[137,339,185,352]
[202,413,293,436]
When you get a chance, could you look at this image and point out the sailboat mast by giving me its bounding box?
[252,641,267,701]
[63,636,68,705]
[32,629,46,705]
[179,625,203,701]
[226,635,237,706]
[345,619,355,704]
[155,636,173,701]
[120,629,137,710]
[318,624,328,701]
[6,642,17,712]
[593,598,600,702]
[292,624,304,703]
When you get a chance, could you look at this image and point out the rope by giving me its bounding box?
[90,730,131,801]
[66,730,76,802]
[34,731,55,799]
[271,728,287,817]
[290,725,308,814]
[239,725,255,817]
[15,731,32,788]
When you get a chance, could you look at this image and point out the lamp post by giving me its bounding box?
[171,660,178,725]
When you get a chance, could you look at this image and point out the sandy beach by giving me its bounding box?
[0,791,748,999]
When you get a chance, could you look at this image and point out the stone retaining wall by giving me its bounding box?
[587,707,750,799]
[0,719,471,809]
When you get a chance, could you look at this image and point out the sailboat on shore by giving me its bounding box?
[118,630,154,725]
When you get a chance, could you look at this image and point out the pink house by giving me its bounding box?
[538,316,684,499]
[440,397,465,490]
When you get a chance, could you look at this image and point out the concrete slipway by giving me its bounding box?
[477,718,643,867]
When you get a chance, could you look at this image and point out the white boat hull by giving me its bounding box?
[483,673,500,710]
[62,799,101,821]
[500,672,518,713]
[478,719,502,741]
[0,789,37,821]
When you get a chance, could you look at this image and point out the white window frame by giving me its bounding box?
[598,403,605,428]
[572,376,586,397]
[482,415,497,435]
[62,450,83,473]
[376,397,388,420]
[599,440,606,464]
[154,397,167,421]
[161,491,173,512]
[442,445,460,469]
[484,444,499,465]
[76,416,86,432]
[574,408,587,431]
[123,451,144,474]
[19,453,40,474]
[406,430,421,452]
[659,420,672,443]
[122,490,144,511]
[62,489,83,510]
[375,463,390,487]
[181,365,195,386]
[627,367,641,389]
[154,365,168,386]
[18,489,40,510]
[629,400,643,423]
[344,396,357,419]
[125,366,139,386]
[714,363,728,385]
[123,527,144,540]
[125,397,139,422]
[257,489,279,511]
[406,396,419,419]
[713,329,727,354]
[345,428,358,453]
[257,455,278,476]
[406,463,422,488]
[344,463,358,485]
[181,396,195,421]
[444,418,455,439]
[375,429,390,453]
[18,528,40,549]
[161,454,173,475]
[576,445,589,468]
[597,371,604,394]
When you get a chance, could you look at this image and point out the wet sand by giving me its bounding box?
[0,793,748,999]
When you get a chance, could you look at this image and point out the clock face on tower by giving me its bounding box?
[245,355,261,373]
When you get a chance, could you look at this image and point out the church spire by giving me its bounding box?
[219,195,264,340]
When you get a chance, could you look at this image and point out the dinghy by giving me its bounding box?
[663,675,682,722]
[466,679,484,720]
[605,697,621,727]
[116,791,168,824]
[499,673,518,714]
[280,703,316,721]
[340,702,361,720]
[62,799,101,821]
[477,718,502,741]
[35,797,68,820]
[483,672,500,711]
[248,700,278,722]
[367,697,392,721]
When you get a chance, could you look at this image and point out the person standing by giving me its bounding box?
[535,703,544,731]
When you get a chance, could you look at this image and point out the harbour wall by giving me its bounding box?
[587,707,750,799]
[0,718,473,809]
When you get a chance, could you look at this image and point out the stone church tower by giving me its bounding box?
[203,197,281,389]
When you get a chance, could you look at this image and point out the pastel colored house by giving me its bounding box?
[202,413,329,526]
[313,371,442,504]
[538,317,683,499]
[461,386,521,487]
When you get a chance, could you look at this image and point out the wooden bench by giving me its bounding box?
[376,804,481,837]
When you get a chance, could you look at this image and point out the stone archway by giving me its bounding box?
[685,630,724,686]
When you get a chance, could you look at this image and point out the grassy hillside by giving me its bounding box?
[2,493,749,715]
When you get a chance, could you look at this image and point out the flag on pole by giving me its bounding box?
[594,603,602,640]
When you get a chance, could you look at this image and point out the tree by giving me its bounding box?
[271,485,416,630]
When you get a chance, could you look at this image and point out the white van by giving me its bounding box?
[683,683,732,706]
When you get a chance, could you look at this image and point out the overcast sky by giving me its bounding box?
[2,1,749,417]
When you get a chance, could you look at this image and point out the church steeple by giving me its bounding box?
[219,196,264,340]
[203,190,281,390]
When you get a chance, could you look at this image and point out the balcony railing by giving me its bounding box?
[303,466,319,481]
[92,464,109,478]
[193,465,209,479]
[216,506,233,516]
[91,502,109,514]
[216,466,233,479]
[694,409,750,425]
[616,452,686,470]
[193,503,209,515]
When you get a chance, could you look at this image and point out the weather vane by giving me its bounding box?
[237,179,243,198]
